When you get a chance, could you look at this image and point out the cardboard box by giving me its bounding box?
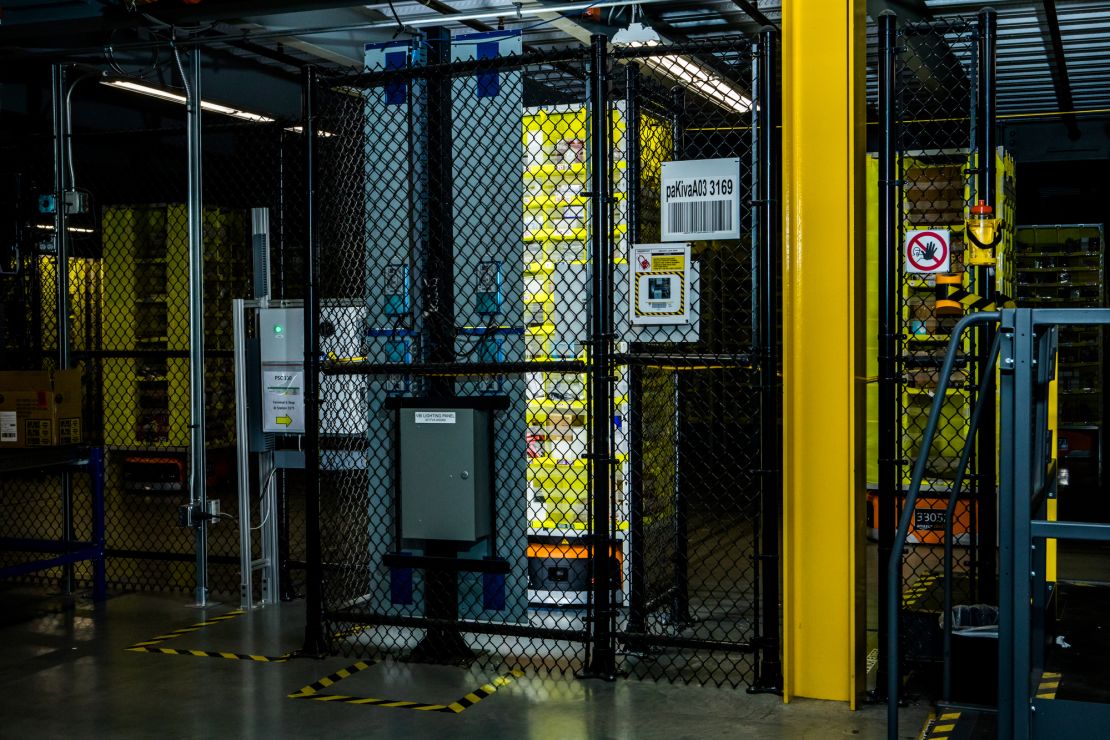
[0,369,83,448]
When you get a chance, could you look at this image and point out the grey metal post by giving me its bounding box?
[51,65,71,370]
[186,48,209,607]
[996,308,1017,739]
[51,64,75,595]
[1009,309,1034,740]
[233,299,252,608]
[301,65,327,655]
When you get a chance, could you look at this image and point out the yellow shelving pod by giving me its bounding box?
[101,204,246,449]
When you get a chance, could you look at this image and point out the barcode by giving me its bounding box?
[669,199,731,234]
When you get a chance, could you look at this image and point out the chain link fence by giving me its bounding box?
[609,38,766,688]
[0,61,303,599]
[308,31,777,689]
[886,16,986,670]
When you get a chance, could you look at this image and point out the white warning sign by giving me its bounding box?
[629,243,692,326]
[905,229,951,274]
[262,370,305,434]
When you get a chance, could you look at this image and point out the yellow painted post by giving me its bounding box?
[781,0,867,706]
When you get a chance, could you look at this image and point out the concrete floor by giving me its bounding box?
[0,588,930,739]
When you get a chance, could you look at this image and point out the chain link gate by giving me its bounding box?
[307,34,597,674]
[608,34,778,689]
[306,29,779,690]
[878,10,1008,692]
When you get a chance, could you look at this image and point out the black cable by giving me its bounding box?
[387,1,406,39]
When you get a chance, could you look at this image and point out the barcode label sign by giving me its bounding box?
[0,411,16,442]
[661,157,741,241]
[667,200,732,235]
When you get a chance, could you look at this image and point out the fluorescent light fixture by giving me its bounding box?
[34,224,95,234]
[100,80,275,123]
[610,5,751,115]
[284,125,336,138]
[612,21,662,46]
[642,51,751,113]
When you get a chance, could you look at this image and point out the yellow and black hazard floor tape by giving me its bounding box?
[288,661,524,714]
[125,608,293,663]
[1036,670,1061,699]
[921,710,961,740]
[902,573,940,609]
[331,623,375,640]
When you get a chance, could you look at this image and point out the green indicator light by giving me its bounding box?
[274,325,283,334]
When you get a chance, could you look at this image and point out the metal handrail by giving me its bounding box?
[887,311,1000,740]
[941,331,1002,702]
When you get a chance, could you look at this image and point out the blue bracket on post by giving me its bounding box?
[89,447,107,601]
[390,552,414,605]
[452,31,522,99]
[483,569,506,611]
[365,40,421,107]
[476,41,500,98]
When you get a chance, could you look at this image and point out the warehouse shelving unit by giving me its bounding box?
[522,103,631,605]
[101,204,247,488]
[1015,224,1105,520]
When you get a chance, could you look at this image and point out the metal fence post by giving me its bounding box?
[425,27,456,398]
[753,24,783,694]
[670,87,688,630]
[301,64,327,655]
[624,61,649,644]
[585,33,616,680]
[51,63,76,596]
[186,48,209,608]
[413,26,473,664]
[975,6,999,604]
[51,64,70,371]
[876,9,898,701]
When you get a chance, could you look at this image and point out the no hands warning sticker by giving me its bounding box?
[905,229,951,274]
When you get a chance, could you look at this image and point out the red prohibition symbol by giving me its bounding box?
[906,230,949,272]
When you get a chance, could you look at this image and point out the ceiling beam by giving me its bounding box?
[1039,0,1080,139]
[730,0,778,31]
[0,0,382,47]
[411,0,497,33]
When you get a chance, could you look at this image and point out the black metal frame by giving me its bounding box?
[301,30,781,688]
[877,8,998,699]
[890,308,1110,739]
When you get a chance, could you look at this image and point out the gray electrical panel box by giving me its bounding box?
[399,407,492,542]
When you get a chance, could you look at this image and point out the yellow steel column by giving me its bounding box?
[781,0,867,706]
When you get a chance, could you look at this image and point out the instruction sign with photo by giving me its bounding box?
[660,157,741,241]
[630,243,692,326]
[262,370,305,433]
[905,229,951,274]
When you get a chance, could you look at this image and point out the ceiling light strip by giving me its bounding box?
[101,80,275,123]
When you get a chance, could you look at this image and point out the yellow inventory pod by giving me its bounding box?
[966,199,1001,267]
